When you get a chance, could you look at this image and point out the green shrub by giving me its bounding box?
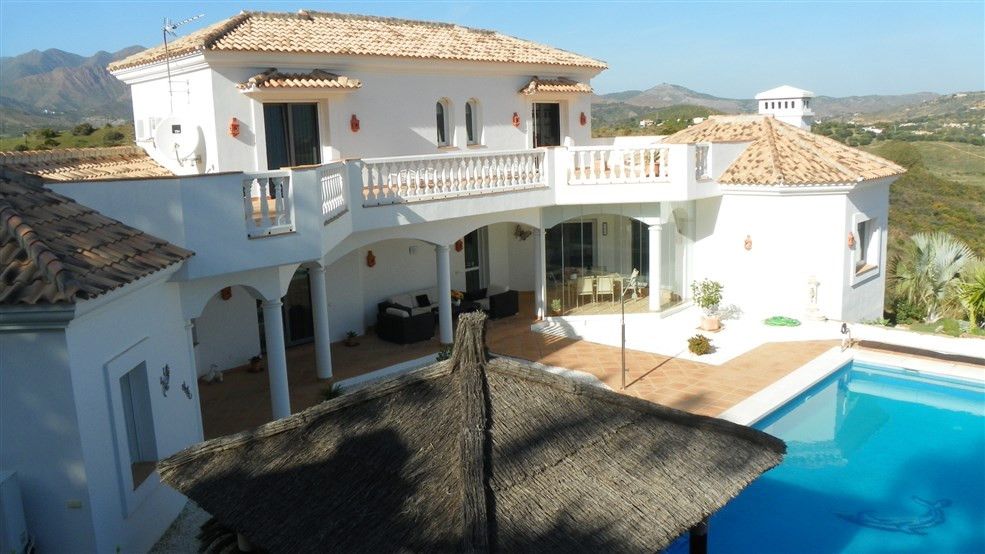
[890,297,925,325]
[688,334,712,356]
[436,345,453,361]
[319,383,344,401]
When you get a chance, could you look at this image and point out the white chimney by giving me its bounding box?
[755,85,815,129]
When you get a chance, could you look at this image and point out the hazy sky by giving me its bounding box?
[1,0,982,98]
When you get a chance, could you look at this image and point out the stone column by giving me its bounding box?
[533,229,546,319]
[261,298,291,420]
[435,244,453,345]
[308,266,333,380]
[648,222,663,312]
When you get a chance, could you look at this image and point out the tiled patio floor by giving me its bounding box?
[198,292,978,440]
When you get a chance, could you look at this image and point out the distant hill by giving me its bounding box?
[854,92,985,123]
[0,46,143,136]
[592,84,948,128]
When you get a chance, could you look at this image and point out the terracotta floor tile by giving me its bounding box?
[200,294,930,439]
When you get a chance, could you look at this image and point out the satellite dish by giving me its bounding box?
[154,116,203,164]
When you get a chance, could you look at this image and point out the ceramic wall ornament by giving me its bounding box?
[350,114,360,133]
[580,112,587,126]
[366,250,376,267]
[847,232,856,249]
[512,112,520,127]
[228,117,240,138]
[220,286,232,300]
[454,239,464,252]
[744,235,752,251]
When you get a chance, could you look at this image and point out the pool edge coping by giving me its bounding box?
[718,347,984,427]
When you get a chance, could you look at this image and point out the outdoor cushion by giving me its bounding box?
[386,307,410,318]
[391,293,415,308]
[416,294,431,307]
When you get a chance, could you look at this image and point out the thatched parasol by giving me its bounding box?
[158,311,784,552]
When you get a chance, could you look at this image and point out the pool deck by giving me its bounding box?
[199,292,984,440]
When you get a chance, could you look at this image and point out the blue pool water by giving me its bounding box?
[682,361,985,553]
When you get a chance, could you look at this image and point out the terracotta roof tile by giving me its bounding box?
[0,174,193,305]
[664,115,905,186]
[110,11,607,71]
[238,68,362,91]
[0,146,172,181]
[519,77,593,95]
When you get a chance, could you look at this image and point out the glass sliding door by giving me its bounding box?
[263,102,321,169]
[533,103,561,147]
[463,228,488,293]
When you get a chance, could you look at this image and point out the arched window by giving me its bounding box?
[436,100,450,146]
[465,99,480,145]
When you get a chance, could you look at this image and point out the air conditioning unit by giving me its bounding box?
[0,471,31,554]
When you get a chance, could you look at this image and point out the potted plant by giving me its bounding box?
[550,298,562,315]
[344,331,359,347]
[451,290,464,306]
[248,355,263,373]
[690,278,724,331]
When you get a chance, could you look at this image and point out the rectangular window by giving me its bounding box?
[854,216,880,277]
[120,362,157,489]
[263,103,321,169]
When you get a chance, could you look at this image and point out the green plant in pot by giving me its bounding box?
[344,330,359,347]
[550,298,562,315]
[690,278,724,331]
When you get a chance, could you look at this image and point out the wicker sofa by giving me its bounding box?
[376,288,441,344]
[465,284,519,319]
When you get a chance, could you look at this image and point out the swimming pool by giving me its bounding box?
[676,357,984,553]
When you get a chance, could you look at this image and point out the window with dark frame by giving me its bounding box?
[436,100,449,146]
[263,103,321,169]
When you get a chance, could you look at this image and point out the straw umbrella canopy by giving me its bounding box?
[158,312,784,552]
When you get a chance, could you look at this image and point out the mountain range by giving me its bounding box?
[0,46,143,135]
[0,48,972,137]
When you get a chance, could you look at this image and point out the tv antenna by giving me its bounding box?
[162,14,204,114]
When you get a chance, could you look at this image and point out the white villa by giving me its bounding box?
[0,10,905,553]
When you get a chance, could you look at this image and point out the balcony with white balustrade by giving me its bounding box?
[48,140,728,281]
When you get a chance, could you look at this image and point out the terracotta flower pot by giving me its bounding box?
[700,315,721,331]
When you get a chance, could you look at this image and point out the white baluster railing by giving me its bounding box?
[360,149,546,206]
[243,170,294,237]
[567,146,673,185]
[318,162,348,223]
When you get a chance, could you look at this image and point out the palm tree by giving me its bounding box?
[957,261,985,328]
[888,232,980,323]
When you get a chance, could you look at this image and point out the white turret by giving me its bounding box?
[755,85,815,129]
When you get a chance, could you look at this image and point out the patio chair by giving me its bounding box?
[596,275,615,303]
[576,276,596,306]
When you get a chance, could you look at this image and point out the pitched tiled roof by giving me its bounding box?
[0,146,172,181]
[238,68,362,91]
[110,11,607,71]
[0,174,193,305]
[519,77,593,95]
[665,115,906,186]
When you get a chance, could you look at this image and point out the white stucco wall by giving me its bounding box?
[194,286,261,375]
[0,322,96,553]
[841,179,892,322]
[693,189,865,321]
[64,277,200,554]
[119,55,599,174]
